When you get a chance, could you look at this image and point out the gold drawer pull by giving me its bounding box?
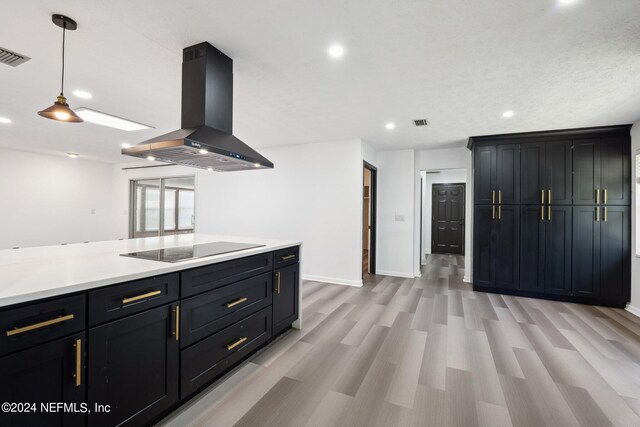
[596,206,600,222]
[276,272,281,295]
[6,314,75,337]
[541,206,545,221]
[604,207,608,222]
[74,339,82,387]
[122,290,162,305]
[596,189,600,205]
[604,189,607,205]
[281,254,296,261]
[227,337,247,351]
[541,190,545,204]
[498,190,502,204]
[174,305,180,342]
[226,297,248,308]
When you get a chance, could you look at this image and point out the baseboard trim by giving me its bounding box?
[376,270,415,279]
[626,304,640,318]
[463,275,471,283]
[302,274,363,287]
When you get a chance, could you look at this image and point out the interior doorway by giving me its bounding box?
[363,161,377,277]
[431,183,465,254]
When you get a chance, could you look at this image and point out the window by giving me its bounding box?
[636,153,640,256]
[130,176,195,238]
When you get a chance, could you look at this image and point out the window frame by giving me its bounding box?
[129,176,196,238]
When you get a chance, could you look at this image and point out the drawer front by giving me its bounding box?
[0,295,85,357]
[273,246,299,268]
[181,253,273,298]
[181,307,272,397]
[180,272,272,348]
[88,273,179,326]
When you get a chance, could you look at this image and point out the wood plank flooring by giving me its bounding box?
[158,254,640,427]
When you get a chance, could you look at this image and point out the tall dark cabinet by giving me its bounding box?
[470,125,631,308]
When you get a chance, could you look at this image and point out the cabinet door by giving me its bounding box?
[519,205,545,292]
[544,206,572,295]
[600,206,630,303]
[474,146,496,204]
[496,144,520,204]
[88,304,179,427]
[0,333,85,427]
[545,140,573,205]
[495,205,520,289]
[572,206,601,298]
[520,143,545,205]
[273,264,299,336]
[573,139,601,205]
[473,205,495,288]
[600,137,630,206]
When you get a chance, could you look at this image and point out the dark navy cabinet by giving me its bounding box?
[470,125,631,307]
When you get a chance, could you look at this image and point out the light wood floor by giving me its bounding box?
[159,254,640,427]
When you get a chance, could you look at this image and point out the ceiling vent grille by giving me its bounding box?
[413,118,429,127]
[0,47,30,67]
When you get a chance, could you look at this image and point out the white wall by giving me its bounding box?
[415,147,473,281]
[376,150,416,277]
[628,121,640,314]
[420,169,468,259]
[0,148,118,249]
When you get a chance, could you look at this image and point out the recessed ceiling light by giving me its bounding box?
[121,143,131,148]
[207,167,213,172]
[73,90,92,99]
[146,155,155,161]
[75,108,152,131]
[67,153,79,158]
[385,122,396,130]
[558,0,578,4]
[328,44,345,59]
[254,163,261,168]
[502,110,515,118]
[199,149,208,154]
[0,117,11,124]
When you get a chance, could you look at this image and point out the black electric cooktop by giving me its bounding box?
[121,241,265,263]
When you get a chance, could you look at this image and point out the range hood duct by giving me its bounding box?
[122,42,273,171]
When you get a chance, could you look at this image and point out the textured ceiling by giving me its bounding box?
[1,0,640,163]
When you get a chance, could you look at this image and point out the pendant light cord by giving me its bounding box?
[60,24,66,96]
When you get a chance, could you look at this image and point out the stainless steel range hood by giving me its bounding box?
[122,42,273,171]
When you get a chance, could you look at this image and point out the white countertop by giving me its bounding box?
[0,234,301,308]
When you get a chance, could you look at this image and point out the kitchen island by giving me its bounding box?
[0,234,301,427]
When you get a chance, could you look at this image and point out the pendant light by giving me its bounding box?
[37,14,83,123]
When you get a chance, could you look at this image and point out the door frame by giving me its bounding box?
[363,161,377,276]
[431,182,466,255]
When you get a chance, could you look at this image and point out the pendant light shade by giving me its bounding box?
[38,14,83,123]
[38,95,83,122]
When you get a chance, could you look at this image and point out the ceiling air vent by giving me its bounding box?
[413,118,429,127]
[0,47,30,67]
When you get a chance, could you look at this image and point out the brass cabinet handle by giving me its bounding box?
[596,206,600,222]
[227,337,247,351]
[604,189,607,205]
[492,205,495,220]
[498,190,502,204]
[122,290,161,305]
[541,206,545,221]
[226,297,248,308]
[173,306,180,341]
[275,272,281,294]
[498,205,502,220]
[548,190,551,204]
[492,190,495,204]
[74,339,82,387]
[548,206,551,221]
[6,314,75,337]
[604,207,608,222]
[541,190,545,205]
[281,254,296,261]
[596,189,600,205]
